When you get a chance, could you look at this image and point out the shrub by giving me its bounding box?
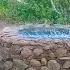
[0,0,70,24]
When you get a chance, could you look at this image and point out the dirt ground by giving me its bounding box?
[0,21,20,32]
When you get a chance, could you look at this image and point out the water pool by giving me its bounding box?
[18,25,70,40]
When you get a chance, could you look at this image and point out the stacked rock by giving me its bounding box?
[0,31,70,70]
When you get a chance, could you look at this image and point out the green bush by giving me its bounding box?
[0,0,70,24]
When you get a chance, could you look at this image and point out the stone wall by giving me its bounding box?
[0,29,70,70]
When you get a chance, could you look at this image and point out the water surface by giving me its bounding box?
[18,25,70,40]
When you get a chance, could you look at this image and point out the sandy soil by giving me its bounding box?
[0,21,20,31]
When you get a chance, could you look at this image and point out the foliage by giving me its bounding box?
[0,0,70,24]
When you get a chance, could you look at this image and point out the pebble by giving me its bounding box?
[21,48,32,58]
[49,52,56,59]
[0,47,10,59]
[33,48,43,56]
[24,46,34,50]
[43,46,51,50]
[40,66,49,70]
[12,45,22,54]
[41,58,47,65]
[13,59,28,70]
[66,42,70,47]
[0,61,4,70]
[63,61,70,68]
[48,60,60,70]
[30,59,41,67]
[11,67,19,70]
[61,69,66,70]
[0,55,3,61]
[59,57,70,60]
[4,61,13,70]
[26,67,37,70]
[55,48,67,58]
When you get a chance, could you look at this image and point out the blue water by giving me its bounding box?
[18,26,70,40]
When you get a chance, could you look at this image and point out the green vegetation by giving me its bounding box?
[0,0,70,24]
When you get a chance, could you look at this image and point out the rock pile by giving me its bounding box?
[0,31,70,70]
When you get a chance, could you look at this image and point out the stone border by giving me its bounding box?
[0,25,70,70]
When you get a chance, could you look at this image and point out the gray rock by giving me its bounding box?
[59,57,70,60]
[12,45,22,54]
[26,67,37,70]
[55,48,67,58]
[13,59,28,70]
[63,61,70,68]
[48,60,60,70]
[30,59,41,67]
[43,45,51,50]
[4,61,13,70]
[0,47,10,59]
[21,48,32,58]
[41,58,47,65]
[61,69,66,70]
[49,52,56,59]
[11,66,19,70]
[0,61,4,70]
[33,48,43,56]
[24,46,34,50]
[0,55,3,61]
[40,66,49,70]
